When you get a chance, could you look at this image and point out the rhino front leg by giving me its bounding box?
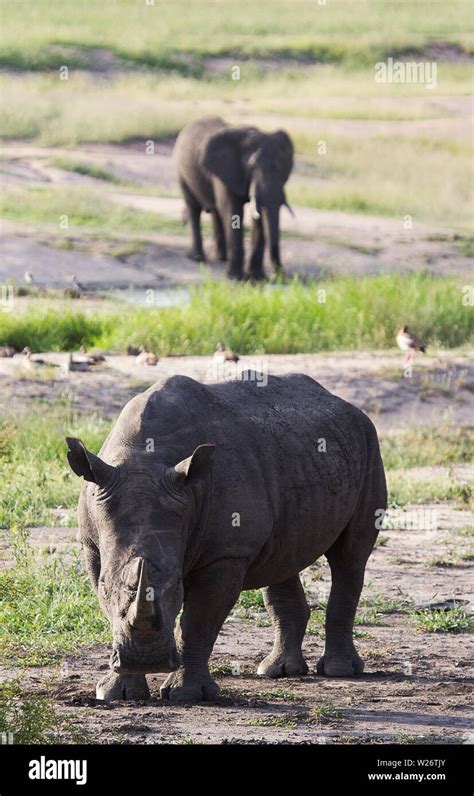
[160,561,246,703]
[96,671,151,701]
[257,575,310,678]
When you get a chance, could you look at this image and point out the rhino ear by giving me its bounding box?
[66,437,116,486]
[165,444,216,494]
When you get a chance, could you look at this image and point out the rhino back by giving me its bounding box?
[99,374,379,578]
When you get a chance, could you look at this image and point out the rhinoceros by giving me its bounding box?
[66,373,387,703]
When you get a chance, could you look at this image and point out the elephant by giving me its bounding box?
[173,116,294,280]
[66,372,387,703]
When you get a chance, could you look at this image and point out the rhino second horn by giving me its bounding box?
[128,559,155,628]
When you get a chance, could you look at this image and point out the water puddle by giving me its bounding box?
[104,286,191,308]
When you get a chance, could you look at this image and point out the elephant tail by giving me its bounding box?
[181,205,188,225]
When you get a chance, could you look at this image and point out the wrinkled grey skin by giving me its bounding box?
[174,116,294,280]
[66,373,386,704]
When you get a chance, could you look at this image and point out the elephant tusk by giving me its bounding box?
[250,196,260,221]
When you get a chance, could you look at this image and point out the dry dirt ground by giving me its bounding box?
[1,139,472,289]
[0,351,473,744]
[1,349,473,431]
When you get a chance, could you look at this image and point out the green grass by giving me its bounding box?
[1,275,472,356]
[52,158,121,183]
[1,65,472,226]
[380,425,474,470]
[411,607,474,633]
[0,184,185,235]
[387,474,473,508]
[0,678,89,743]
[0,401,111,528]
[1,1,471,71]
[0,528,110,665]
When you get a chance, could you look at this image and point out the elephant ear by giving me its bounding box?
[273,130,294,178]
[202,129,250,197]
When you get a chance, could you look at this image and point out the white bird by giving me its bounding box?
[213,342,239,364]
[24,271,34,284]
[396,326,426,364]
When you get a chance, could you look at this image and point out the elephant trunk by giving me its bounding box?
[263,204,283,273]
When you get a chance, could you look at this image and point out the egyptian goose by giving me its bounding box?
[396,326,426,363]
[0,345,15,358]
[214,342,239,363]
[136,346,158,366]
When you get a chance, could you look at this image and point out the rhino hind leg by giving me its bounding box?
[257,575,310,678]
[317,484,383,678]
[96,671,151,701]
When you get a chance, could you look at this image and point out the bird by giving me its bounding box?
[20,347,60,371]
[71,274,86,293]
[63,350,106,374]
[0,345,15,358]
[79,346,106,364]
[63,353,91,374]
[213,342,239,364]
[24,271,34,285]
[127,345,141,356]
[136,346,158,366]
[396,326,426,363]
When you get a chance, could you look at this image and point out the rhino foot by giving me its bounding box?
[316,651,364,677]
[160,668,220,703]
[257,652,309,678]
[96,672,151,701]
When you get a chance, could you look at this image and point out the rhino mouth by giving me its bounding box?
[111,639,180,675]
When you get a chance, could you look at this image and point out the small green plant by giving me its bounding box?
[306,608,326,636]
[247,716,297,728]
[456,526,474,537]
[236,589,265,609]
[354,607,383,626]
[411,607,474,633]
[0,679,89,744]
[374,534,389,548]
[310,704,344,721]
[360,591,412,613]
[258,689,297,701]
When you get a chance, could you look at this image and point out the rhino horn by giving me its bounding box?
[128,559,155,628]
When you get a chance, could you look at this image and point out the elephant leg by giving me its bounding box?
[246,216,266,280]
[160,561,245,703]
[179,178,205,262]
[211,210,227,262]
[225,205,244,279]
[214,184,244,279]
[257,575,310,678]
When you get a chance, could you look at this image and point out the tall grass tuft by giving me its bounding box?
[1,275,472,355]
